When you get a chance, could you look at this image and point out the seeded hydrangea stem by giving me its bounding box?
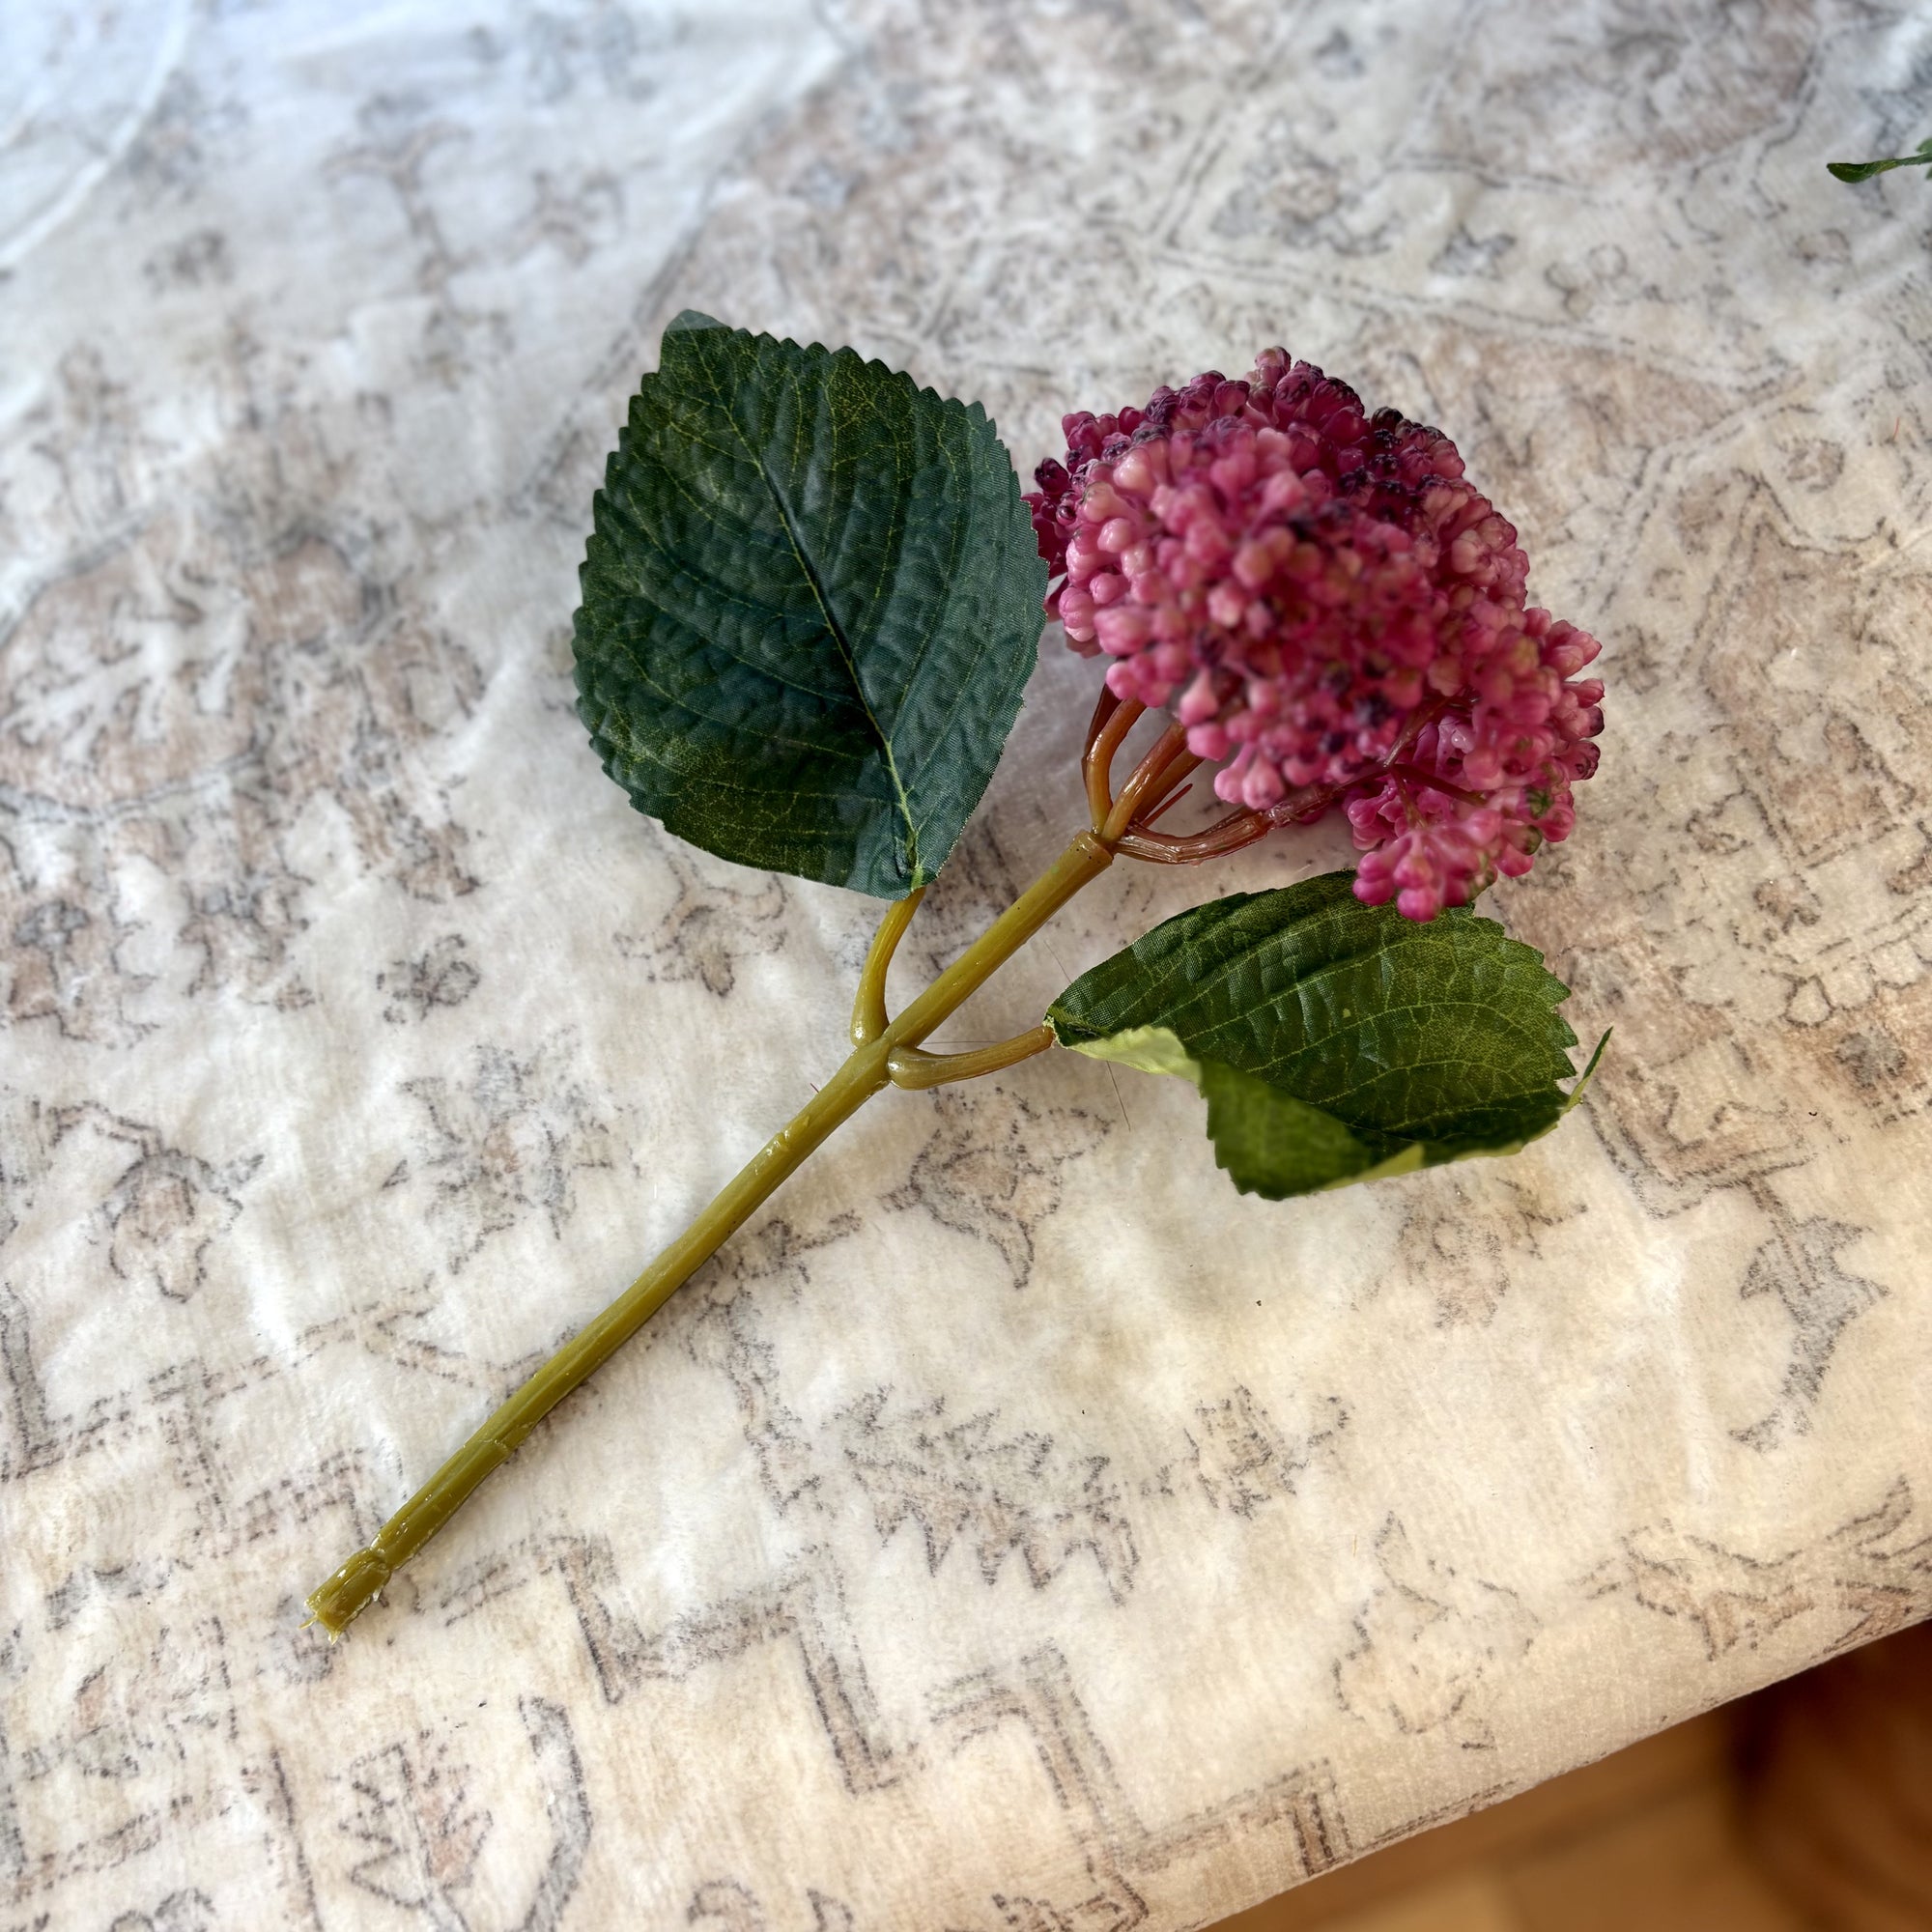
[305,342,1609,1641]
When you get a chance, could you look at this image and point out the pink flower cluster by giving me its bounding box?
[1026,351,1605,920]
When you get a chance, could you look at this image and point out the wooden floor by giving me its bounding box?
[1214,1710,1806,1932]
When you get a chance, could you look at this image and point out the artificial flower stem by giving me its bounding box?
[887,1024,1055,1090]
[1385,763,1490,810]
[302,831,1115,1638]
[1114,810,1270,865]
[1085,696,1146,830]
[1082,682,1122,760]
[1136,780,1195,830]
[851,885,926,1044]
[1103,727,1195,842]
[1134,755,1204,827]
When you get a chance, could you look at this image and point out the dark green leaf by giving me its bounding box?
[574,312,1047,897]
[1045,871,1605,1200]
[1828,136,1932,183]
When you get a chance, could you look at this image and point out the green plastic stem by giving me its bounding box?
[303,829,1115,1636]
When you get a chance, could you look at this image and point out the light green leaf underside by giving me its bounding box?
[573,311,1047,897]
[1047,872,1605,1201]
[1065,1024,1204,1082]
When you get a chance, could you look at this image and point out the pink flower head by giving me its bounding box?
[1026,352,1605,920]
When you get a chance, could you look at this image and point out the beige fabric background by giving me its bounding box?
[4,2,1930,1926]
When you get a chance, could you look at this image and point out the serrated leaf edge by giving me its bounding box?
[1048,1016,1610,1198]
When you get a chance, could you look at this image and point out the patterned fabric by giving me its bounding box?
[3,3,1928,1926]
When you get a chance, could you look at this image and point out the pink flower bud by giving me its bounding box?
[1207,583,1247,629]
[1178,668,1222,725]
[1239,757,1286,810]
[1093,604,1150,656]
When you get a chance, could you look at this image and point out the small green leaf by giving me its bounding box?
[1045,871,1605,1201]
[1828,136,1932,183]
[574,313,1047,897]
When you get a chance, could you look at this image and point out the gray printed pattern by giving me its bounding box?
[3,0,1929,1925]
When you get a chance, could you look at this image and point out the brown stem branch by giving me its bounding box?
[1384,763,1489,809]
[1137,780,1195,830]
[1083,696,1145,832]
[1113,808,1272,864]
[1102,724,1194,842]
[1082,681,1122,759]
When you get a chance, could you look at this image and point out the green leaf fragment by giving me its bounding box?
[573,312,1047,898]
[1827,137,1932,183]
[1045,871,1605,1201]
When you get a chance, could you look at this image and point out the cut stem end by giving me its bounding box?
[304,1546,393,1640]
